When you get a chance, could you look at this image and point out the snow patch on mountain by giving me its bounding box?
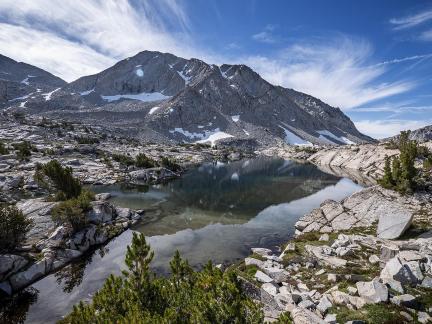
[196,131,234,146]
[279,125,312,146]
[317,130,354,145]
[177,65,192,85]
[42,88,61,101]
[80,89,94,96]
[21,75,35,85]
[148,106,160,115]
[231,115,240,122]
[169,127,233,146]
[136,68,144,77]
[341,137,355,145]
[9,93,32,102]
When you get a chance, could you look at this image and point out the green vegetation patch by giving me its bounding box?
[60,233,263,323]
[380,130,432,194]
[0,204,32,252]
[330,304,407,324]
[0,140,9,155]
[34,160,82,200]
[51,190,94,233]
[135,153,156,168]
[13,141,35,161]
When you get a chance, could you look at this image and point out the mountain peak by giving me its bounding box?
[2,51,373,146]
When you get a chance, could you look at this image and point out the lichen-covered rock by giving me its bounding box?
[290,307,326,324]
[356,278,388,303]
[380,257,418,286]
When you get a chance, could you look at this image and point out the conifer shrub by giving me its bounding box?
[51,190,94,232]
[379,131,419,194]
[112,153,135,166]
[13,141,34,161]
[135,153,156,168]
[74,136,100,145]
[160,156,181,172]
[34,160,82,200]
[0,204,32,252]
[0,141,9,155]
[60,233,263,323]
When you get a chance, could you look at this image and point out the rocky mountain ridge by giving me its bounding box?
[1,51,373,147]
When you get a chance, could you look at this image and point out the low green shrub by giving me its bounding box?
[51,190,94,232]
[160,156,181,172]
[0,204,32,252]
[13,141,34,161]
[34,160,82,200]
[112,153,135,166]
[74,136,99,144]
[135,153,156,168]
[424,156,432,171]
[0,141,9,155]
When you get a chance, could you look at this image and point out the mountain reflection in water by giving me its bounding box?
[5,157,362,324]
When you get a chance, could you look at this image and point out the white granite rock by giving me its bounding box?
[356,278,388,303]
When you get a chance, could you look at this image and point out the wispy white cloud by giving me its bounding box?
[0,0,198,81]
[353,103,432,114]
[373,53,432,66]
[252,24,278,44]
[420,29,432,41]
[0,23,115,82]
[390,9,432,30]
[0,0,425,115]
[243,36,416,109]
[354,119,432,139]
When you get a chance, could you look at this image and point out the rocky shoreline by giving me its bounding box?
[238,141,432,323]
[0,193,141,295]
[0,112,249,297]
[1,111,432,323]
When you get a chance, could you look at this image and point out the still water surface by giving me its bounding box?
[14,157,362,323]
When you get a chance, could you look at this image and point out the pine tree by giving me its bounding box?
[60,232,264,323]
[398,138,418,193]
[379,155,394,188]
[391,156,401,184]
[379,131,420,194]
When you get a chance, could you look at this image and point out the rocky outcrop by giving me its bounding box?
[0,195,142,295]
[128,167,179,183]
[294,186,429,239]
[388,125,432,143]
[16,198,58,243]
[240,232,432,322]
[308,144,399,180]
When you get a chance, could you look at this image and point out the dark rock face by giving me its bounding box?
[0,54,66,88]
[2,51,373,146]
[0,54,66,105]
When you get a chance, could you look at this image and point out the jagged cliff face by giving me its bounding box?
[0,54,66,104]
[1,51,374,146]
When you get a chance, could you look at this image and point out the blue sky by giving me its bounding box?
[0,0,431,138]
